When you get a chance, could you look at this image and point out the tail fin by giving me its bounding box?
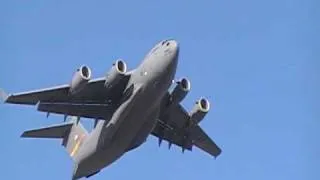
[63,121,88,158]
[21,120,88,160]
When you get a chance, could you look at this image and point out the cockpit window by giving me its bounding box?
[162,40,170,46]
[146,39,173,58]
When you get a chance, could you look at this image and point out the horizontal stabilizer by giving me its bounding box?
[86,171,101,178]
[21,122,74,139]
[0,89,8,103]
[21,121,88,161]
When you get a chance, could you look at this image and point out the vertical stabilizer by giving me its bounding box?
[62,121,88,159]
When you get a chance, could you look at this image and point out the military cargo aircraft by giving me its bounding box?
[1,39,221,179]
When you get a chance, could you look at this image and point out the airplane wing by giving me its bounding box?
[4,75,131,120]
[151,94,222,158]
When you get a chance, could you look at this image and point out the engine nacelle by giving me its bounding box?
[189,98,210,124]
[169,78,191,106]
[104,59,127,89]
[69,65,92,95]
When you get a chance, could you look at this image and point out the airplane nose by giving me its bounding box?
[168,40,179,57]
[170,39,178,46]
[169,40,179,51]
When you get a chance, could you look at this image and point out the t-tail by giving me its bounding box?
[21,116,88,161]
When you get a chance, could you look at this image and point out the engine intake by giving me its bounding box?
[189,98,210,124]
[69,65,92,95]
[104,60,127,89]
[169,78,191,106]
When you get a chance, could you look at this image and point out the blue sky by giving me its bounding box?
[0,0,319,179]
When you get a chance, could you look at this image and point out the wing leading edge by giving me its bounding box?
[4,77,107,105]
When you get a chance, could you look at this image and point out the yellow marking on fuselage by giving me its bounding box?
[70,135,85,157]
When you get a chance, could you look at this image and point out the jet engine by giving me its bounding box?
[189,98,210,124]
[169,78,191,106]
[104,60,127,89]
[69,65,92,95]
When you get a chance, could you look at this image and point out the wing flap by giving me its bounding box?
[153,94,222,157]
[37,102,114,120]
[151,119,192,150]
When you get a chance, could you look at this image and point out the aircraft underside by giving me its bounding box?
[1,39,221,179]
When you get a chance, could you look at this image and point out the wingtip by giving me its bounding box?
[214,149,222,159]
[20,131,28,138]
[20,130,32,138]
[0,88,9,103]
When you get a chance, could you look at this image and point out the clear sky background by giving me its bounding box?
[0,0,319,179]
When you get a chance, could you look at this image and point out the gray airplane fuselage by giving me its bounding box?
[73,40,179,179]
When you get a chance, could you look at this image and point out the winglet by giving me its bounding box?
[0,89,9,103]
